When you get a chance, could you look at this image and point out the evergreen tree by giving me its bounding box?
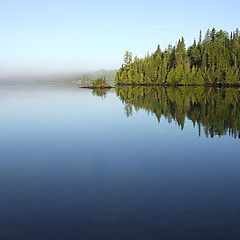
[115,28,240,86]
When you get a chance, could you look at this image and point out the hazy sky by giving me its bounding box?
[1,0,239,77]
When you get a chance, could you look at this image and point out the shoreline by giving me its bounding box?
[80,86,114,89]
[80,83,240,89]
[115,83,240,88]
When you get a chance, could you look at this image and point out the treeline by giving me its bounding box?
[116,86,240,138]
[115,28,240,85]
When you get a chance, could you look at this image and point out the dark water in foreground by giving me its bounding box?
[0,84,240,240]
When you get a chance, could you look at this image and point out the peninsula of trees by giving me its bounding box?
[115,28,240,86]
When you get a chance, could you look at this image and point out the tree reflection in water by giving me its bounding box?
[116,86,240,138]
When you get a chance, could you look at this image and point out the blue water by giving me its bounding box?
[0,84,239,239]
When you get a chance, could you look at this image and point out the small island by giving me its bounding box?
[80,77,113,89]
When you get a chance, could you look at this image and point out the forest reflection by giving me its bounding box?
[115,86,240,138]
[91,89,110,98]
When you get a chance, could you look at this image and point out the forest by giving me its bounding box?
[116,86,240,138]
[115,28,240,86]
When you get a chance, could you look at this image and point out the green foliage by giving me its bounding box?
[92,78,111,88]
[78,69,116,86]
[92,78,105,86]
[115,28,240,85]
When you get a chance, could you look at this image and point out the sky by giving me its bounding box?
[0,0,240,77]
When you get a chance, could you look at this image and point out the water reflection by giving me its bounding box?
[0,84,240,239]
[91,88,110,98]
[116,86,240,138]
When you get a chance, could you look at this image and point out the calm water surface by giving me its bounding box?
[0,84,239,240]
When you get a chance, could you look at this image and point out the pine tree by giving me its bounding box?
[115,28,240,86]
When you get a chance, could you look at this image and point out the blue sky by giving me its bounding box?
[0,0,239,76]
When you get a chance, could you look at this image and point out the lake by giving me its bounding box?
[0,83,240,240]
